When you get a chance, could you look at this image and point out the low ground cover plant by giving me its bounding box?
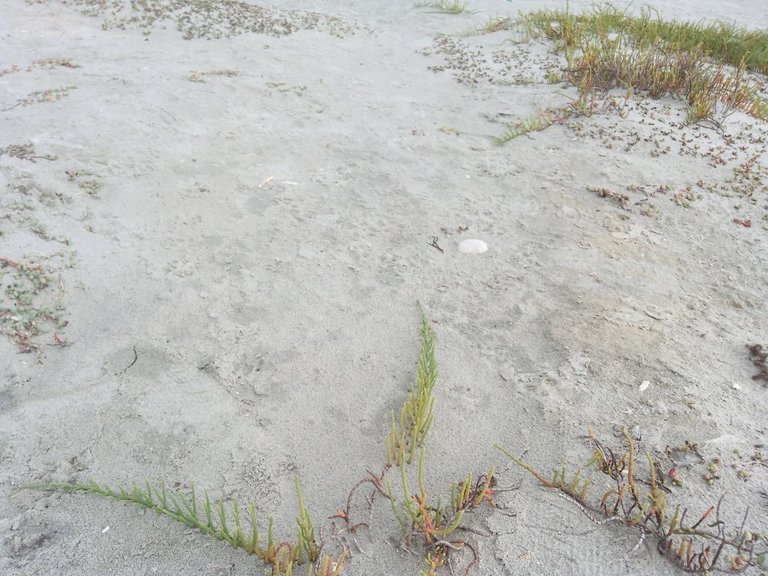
[25,310,767,574]
[29,310,498,575]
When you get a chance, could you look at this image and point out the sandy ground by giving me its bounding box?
[1,0,768,574]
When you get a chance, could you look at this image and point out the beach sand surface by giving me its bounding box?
[1,1,767,574]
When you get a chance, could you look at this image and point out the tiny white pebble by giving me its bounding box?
[458,239,488,254]
[732,383,742,390]
[102,526,110,534]
[638,380,650,392]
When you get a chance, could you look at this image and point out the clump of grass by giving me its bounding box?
[518,4,768,74]
[494,3,768,139]
[497,430,768,573]
[386,308,438,467]
[570,41,768,125]
[415,0,475,15]
[28,477,335,574]
[495,93,608,143]
[496,108,565,143]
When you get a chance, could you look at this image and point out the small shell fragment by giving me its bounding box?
[458,239,488,254]
[102,526,110,534]
[638,380,650,392]
[732,383,742,390]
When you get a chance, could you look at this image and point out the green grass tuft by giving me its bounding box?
[518,3,768,74]
[415,0,475,15]
[494,3,768,140]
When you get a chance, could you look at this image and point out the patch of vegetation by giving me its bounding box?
[29,57,79,70]
[0,143,57,163]
[517,4,768,74]
[462,16,514,36]
[65,169,103,197]
[0,255,69,354]
[386,449,495,575]
[496,108,565,142]
[25,312,767,573]
[2,85,78,112]
[26,478,342,575]
[27,0,355,40]
[29,310,500,575]
[498,430,768,573]
[588,185,630,209]
[496,4,768,140]
[188,68,239,83]
[415,0,475,15]
[386,310,437,467]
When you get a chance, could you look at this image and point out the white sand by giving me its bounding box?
[1,1,767,574]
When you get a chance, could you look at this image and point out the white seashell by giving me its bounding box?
[732,383,742,390]
[458,239,488,254]
[638,380,650,392]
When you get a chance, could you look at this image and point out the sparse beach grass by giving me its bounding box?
[518,4,768,74]
[495,4,768,142]
[415,0,475,15]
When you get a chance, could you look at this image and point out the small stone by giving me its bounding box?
[639,380,650,392]
[732,383,742,390]
[458,239,488,254]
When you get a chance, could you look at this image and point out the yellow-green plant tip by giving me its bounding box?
[386,478,407,535]
[204,490,213,529]
[417,449,427,499]
[400,461,416,518]
[496,443,557,488]
[668,504,681,535]
[432,509,465,536]
[461,472,472,508]
[217,500,230,542]
[333,548,348,576]
[248,503,259,554]
[578,477,592,502]
[267,516,275,552]
[568,468,582,495]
